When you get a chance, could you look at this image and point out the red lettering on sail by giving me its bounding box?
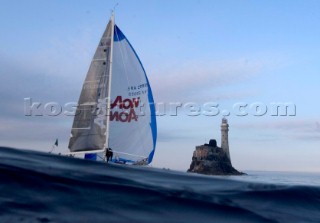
[109,96,140,122]
[132,98,140,108]
[109,108,138,122]
[111,96,140,109]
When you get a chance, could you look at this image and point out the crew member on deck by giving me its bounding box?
[105,148,113,163]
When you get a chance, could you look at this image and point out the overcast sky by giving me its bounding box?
[1,0,319,172]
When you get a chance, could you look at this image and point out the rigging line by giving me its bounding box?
[111,150,147,158]
[97,154,104,160]
[105,19,115,152]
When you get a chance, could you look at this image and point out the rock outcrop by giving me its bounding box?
[188,139,244,175]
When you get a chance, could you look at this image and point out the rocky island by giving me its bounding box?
[188,118,244,175]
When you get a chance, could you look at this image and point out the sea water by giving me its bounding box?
[226,171,320,186]
[0,147,319,223]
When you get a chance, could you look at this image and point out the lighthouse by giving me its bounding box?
[188,118,244,175]
[221,118,231,162]
[187,117,244,175]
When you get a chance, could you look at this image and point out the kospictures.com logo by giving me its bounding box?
[24,98,296,117]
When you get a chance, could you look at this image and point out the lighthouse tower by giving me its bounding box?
[221,118,231,162]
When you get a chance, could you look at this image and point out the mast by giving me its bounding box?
[104,12,115,160]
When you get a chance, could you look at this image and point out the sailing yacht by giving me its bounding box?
[68,13,157,164]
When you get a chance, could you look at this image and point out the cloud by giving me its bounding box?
[0,57,82,121]
[233,119,320,141]
[148,57,270,103]
[234,119,319,131]
[0,25,97,150]
[157,128,201,142]
[0,23,97,115]
[316,122,320,132]
[0,117,70,144]
[157,131,186,142]
[0,47,83,149]
[8,25,96,79]
[293,134,320,141]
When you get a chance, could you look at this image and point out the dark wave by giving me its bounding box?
[0,147,319,223]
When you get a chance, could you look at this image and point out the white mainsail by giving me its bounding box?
[68,14,157,164]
